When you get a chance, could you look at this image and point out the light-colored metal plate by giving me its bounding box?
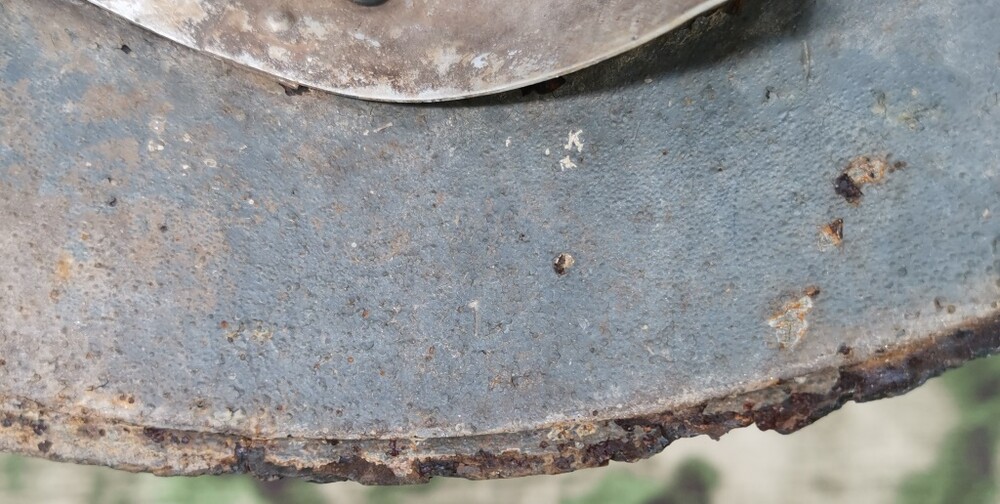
[85,0,729,102]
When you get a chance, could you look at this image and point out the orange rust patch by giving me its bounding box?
[834,154,906,205]
[54,253,73,282]
[821,218,844,246]
[768,289,820,349]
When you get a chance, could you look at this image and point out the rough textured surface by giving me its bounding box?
[86,0,729,102]
[1,0,999,484]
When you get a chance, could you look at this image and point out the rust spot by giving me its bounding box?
[54,253,73,282]
[833,174,863,204]
[361,309,369,319]
[346,356,354,364]
[143,427,168,444]
[935,297,957,314]
[834,154,905,204]
[553,253,575,275]
[387,439,400,457]
[821,218,844,246]
[425,346,435,361]
[768,290,818,349]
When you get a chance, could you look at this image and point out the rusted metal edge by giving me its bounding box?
[2,312,998,484]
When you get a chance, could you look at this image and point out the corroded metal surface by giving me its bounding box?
[2,0,1000,484]
[84,0,729,102]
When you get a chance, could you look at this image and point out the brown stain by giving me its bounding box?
[834,154,906,205]
[553,253,575,275]
[89,137,141,168]
[78,86,151,123]
[54,253,74,282]
[821,218,844,246]
[768,288,820,349]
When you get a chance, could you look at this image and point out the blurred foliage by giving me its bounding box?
[897,356,1000,504]
[565,458,719,504]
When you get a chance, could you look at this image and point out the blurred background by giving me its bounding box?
[2,354,998,504]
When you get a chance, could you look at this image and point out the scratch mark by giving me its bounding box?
[559,156,577,171]
[801,41,812,81]
[564,130,584,153]
[468,300,480,338]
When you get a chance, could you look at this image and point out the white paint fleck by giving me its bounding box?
[468,300,481,338]
[148,117,166,133]
[350,242,358,248]
[373,122,393,133]
[544,148,551,156]
[559,156,577,171]
[264,11,293,32]
[505,137,512,148]
[644,78,653,84]
[471,53,490,69]
[146,140,164,152]
[564,130,584,153]
[268,46,290,61]
[432,47,462,76]
[300,17,329,39]
[767,295,814,349]
[203,158,218,168]
[352,32,382,49]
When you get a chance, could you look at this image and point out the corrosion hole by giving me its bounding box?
[280,83,310,96]
[833,174,863,204]
[837,343,853,356]
[158,225,168,232]
[107,197,118,207]
[834,155,905,204]
[120,44,131,54]
[553,253,575,275]
[822,218,844,246]
[387,440,400,457]
[522,76,567,96]
[37,440,52,453]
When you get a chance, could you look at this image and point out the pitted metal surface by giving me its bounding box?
[84,0,730,102]
[1,0,999,484]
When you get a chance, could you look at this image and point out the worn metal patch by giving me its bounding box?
[85,0,729,102]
